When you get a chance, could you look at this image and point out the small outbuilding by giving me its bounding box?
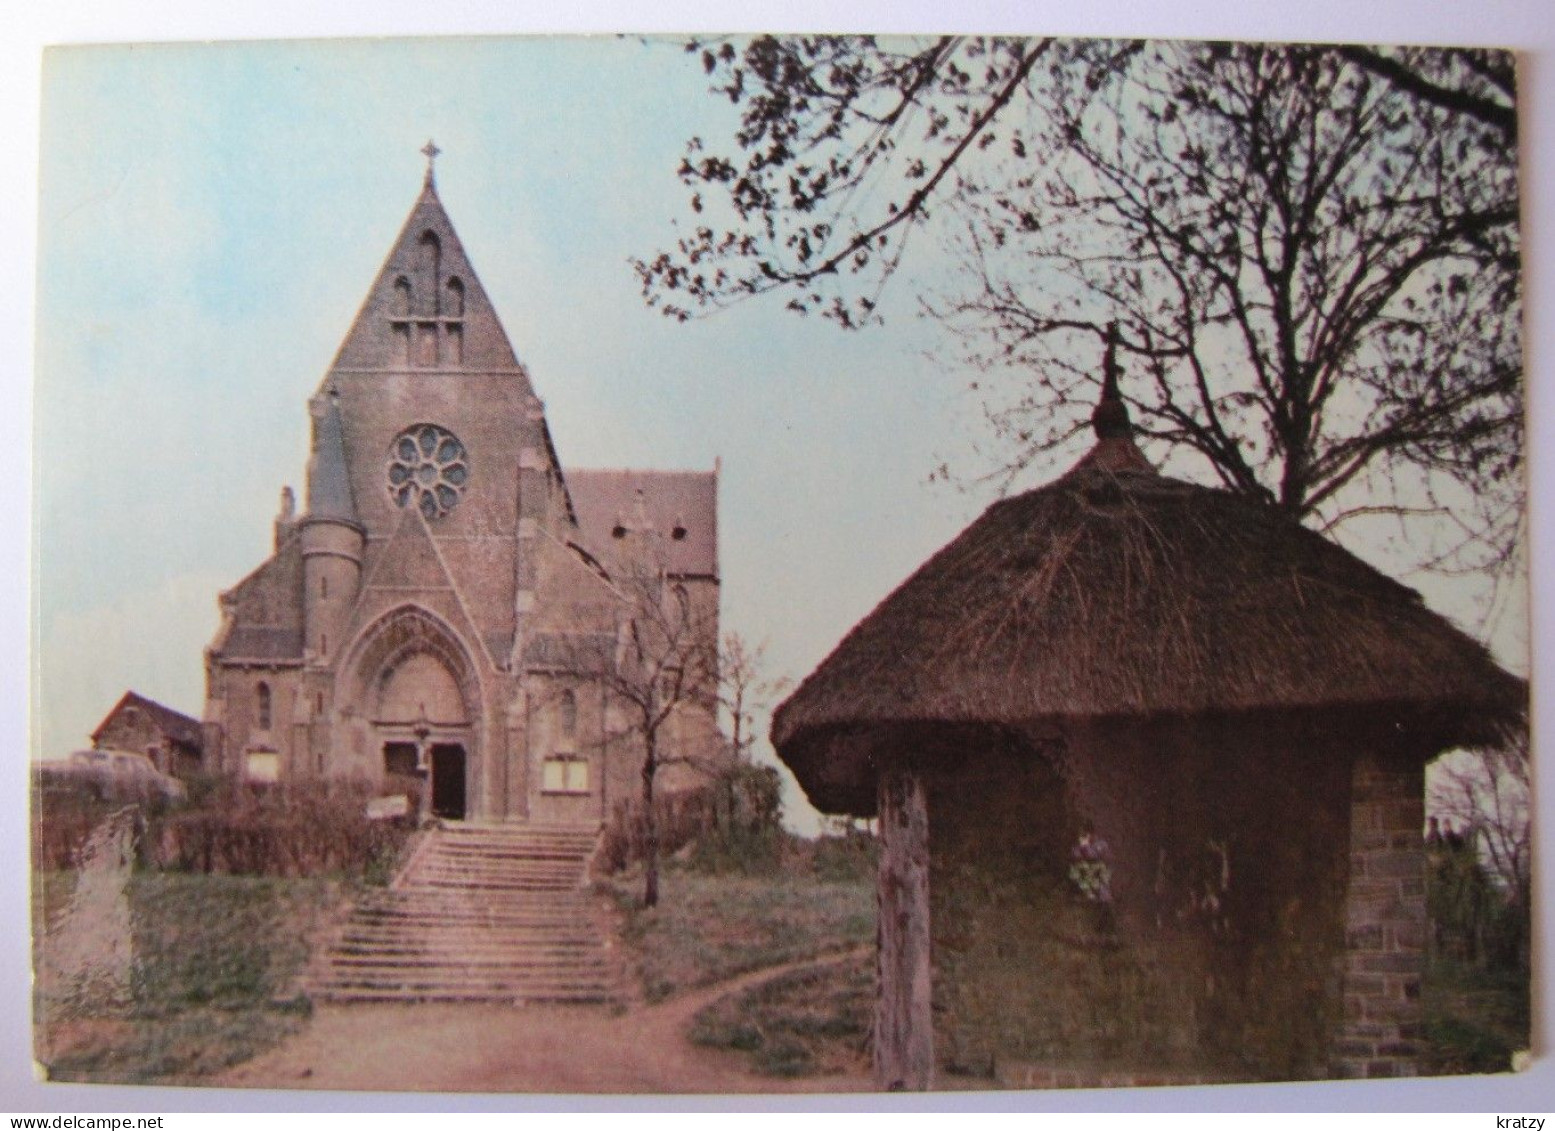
[772,347,1524,1090]
[92,690,205,779]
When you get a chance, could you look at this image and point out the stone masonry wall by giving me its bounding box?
[1333,750,1427,1078]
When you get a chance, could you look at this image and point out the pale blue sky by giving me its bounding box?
[6,0,1553,1117]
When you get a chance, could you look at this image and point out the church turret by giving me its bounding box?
[300,389,364,667]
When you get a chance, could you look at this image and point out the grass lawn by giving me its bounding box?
[606,865,874,1003]
[689,950,873,1077]
[32,870,348,1085]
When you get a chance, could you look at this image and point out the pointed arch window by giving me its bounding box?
[445,277,465,317]
[418,232,442,302]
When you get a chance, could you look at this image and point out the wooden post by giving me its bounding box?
[875,760,933,1091]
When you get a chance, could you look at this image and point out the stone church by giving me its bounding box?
[202,150,720,825]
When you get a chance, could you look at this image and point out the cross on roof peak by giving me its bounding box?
[420,139,441,186]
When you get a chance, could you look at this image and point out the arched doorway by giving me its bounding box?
[430,744,467,820]
[343,607,483,820]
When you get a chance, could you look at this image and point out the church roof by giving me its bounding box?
[772,358,1525,815]
[568,468,718,579]
[92,690,203,751]
[210,535,306,663]
[329,169,523,373]
[219,626,306,662]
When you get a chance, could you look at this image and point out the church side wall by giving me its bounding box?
[210,665,305,783]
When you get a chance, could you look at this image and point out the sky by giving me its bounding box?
[5,0,1554,1115]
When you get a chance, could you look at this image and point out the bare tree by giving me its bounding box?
[638,39,1521,576]
[1430,735,1531,911]
[566,506,720,909]
[718,633,790,763]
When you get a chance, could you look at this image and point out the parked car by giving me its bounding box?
[33,748,187,805]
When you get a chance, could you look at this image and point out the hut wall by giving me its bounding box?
[926,721,1354,1084]
[1332,749,1427,1079]
[928,741,1211,1081]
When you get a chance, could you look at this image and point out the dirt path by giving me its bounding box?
[216,949,873,1095]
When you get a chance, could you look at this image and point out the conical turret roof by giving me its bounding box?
[305,390,358,523]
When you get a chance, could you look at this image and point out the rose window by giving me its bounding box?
[387,424,469,520]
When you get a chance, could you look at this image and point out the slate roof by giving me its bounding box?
[218,626,307,662]
[307,394,358,523]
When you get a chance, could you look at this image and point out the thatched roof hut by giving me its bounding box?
[772,340,1525,1090]
[775,409,1521,817]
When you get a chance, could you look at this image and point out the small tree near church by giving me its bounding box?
[579,493,721,908]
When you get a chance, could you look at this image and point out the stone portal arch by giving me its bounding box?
[340,605,484,819]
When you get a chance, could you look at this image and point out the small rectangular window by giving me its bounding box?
[245,751,280,783]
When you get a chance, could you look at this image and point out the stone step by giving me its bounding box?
[325,957,612,974]
[348,908,594,927]
[408,865,584,879]
[312,967,614,987]
[434,835,595,850]
[401,879,582,889]
[312,978,616,996]
[358,888,594,904]
[346,908,587,927]
[400,878,581,890]
[334,940,603,954]
[335,925,606,942]
[337,931,597,946]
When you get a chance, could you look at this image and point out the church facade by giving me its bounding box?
[201,155,720,825]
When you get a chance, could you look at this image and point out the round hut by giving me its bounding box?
[771,342,1524,1091]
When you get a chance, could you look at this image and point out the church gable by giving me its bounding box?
[346,508,500,674]
[360,507,457,593]
[330,167,521,374]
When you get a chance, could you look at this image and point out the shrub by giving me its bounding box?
[600,760,791,877]
[153,780,412,879]
[599,784,719,873]
[688,762,786,874]
[803,823,878,884]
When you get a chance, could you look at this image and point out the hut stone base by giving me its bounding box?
[1332,750,1427,1079]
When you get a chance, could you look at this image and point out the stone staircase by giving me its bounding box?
[305,822,618,1004]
